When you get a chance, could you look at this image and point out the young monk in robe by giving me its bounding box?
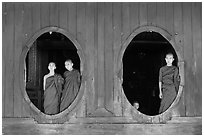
[43,62,64,115]
[159,53,180,113]
[60,59,81,112]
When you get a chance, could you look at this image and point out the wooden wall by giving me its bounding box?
[2,2,202,117]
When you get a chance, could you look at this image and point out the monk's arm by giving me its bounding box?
[159,82,162,93]
[174,67,180,92]
[43,76,47,90]
[159,68,163,98]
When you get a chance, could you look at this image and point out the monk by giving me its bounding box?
[43,62,64,115]
[60,59,81,112]
[159,53,180,113]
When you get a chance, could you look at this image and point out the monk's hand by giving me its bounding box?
[159,92,163,99]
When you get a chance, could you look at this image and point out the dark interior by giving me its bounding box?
[122,31,178,116]
[25,32,80,112]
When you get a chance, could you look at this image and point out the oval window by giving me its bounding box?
[25,32,81,115]
[122,31,178,116]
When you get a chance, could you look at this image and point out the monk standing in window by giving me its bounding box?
[43,62,64,115]
[159,53,180,113]
[60,59,81,112]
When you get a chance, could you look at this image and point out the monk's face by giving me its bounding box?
[48,62,56,71]
[133,102,139,109]
[165,54,174,65]
[65,61,73,71]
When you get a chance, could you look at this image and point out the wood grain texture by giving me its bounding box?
[183,3,195,116]
[2,2,6,117]
[156,2,166,29]
[104,2,114,112]
[173,2,185,116]
[129,2,139,32]
[76,3,86,50]
[49,3,59,26]
[191,2,202,116]
[139,2,147,26]
[32,3,41,33]
[147,2,157,26]
[4,3,15,117]
[13,3,24,117]
[68,3,77,38]
[59,3,68,30]
[93,2,98,111]
[85,2,95,115]
[97,3,105,109]
[165,3,174,35]
[76,3,87,116]
[40,3,49,28]
[113,2,122,116]
[22,3,32,117]
[121,3,130,43]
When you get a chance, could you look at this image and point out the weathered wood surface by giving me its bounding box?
[2,117,202,135]
[96,2,105,109]
[104,2,114,113]
[191,2,202,116]
[173,2,185,116]
[14,3,24,117]
[3,3,15,117]
[183,3,195,116]
[113,3,122,116]
[2,2,202,119]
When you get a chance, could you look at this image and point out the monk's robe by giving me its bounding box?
[159,65,180,113]
[44,74,64,115]
[60,69,81,112]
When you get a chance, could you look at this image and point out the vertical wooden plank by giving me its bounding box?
[129,2,139,31]
[139,2,147,26]
[85,2,95,114]
[147,2,157,26]
[165,2,174,35]
[49,2,59,26]
[76,3,86,51]
[121,2,130,116]
[2,2,6,117]
[22,3,32,117]
[97,2,105,109]
[174,2,184,59]
[113,2,122,116]
[23,3,32,40]
[13,3,24,117]
[173,2,185,116]
[192,2,202,116]
[32,2,42,112]
[104,2,114,112]
[68,3,77,38]
[76,3,88,116]
[32,3,41,33]
[183,3,195,116]
[59,3,68,29]
[4,3,14,117]
[93,3,98,111]
[40,3,49,28]
[121,3,130,43]
[156,2,165,29]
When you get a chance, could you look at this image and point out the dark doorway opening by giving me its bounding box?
[122,31,178,116]
[25,32,80,113]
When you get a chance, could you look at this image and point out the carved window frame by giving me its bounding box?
[19,27,86,123]
[116,25,185,123]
